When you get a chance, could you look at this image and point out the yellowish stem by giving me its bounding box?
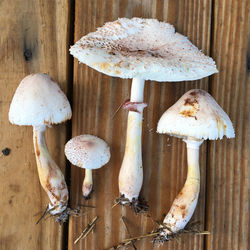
[162,139,203,234]
[33,125,68,214]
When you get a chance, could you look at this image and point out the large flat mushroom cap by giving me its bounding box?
[9,73,72,126]
[157,89,235,140]
[65,135,111,170]
[70,17,218,82]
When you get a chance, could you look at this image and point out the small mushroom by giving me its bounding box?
[9,73,72,218]
[156,89,235,240]
[70,18,218,209]
[64,135,110,199]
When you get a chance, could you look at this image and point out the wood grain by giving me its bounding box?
[69,1,213,249]
[2,1,248,249]
[206,0,249,250]
[0,1,71,249]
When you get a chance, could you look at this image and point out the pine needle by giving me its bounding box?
[74,216,99,244]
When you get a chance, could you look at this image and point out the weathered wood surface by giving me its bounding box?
[1,0,249,250]
[69,1,212,249]
[0,1,71,250]
[206,0,249,250]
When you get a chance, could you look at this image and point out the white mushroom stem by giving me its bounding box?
[162,139,203,235]
[119,77,147,202]
[130,77,145,101]
[33,125,68,215]
[82,169,93,198]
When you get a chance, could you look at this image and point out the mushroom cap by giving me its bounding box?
[70,17,218,82]
[64,135,111,170]
[9,73,72,126]
[157,89,235,140]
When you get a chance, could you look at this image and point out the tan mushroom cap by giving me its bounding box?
[9,73,72,126]
[157,89,235,140]
[65,135,111,170]
[70,17,218,82]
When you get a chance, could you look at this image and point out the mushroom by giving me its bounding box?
[156,89,235,240]
[69,17,218,209]
[9,73,72,219]
[64,134,110,199]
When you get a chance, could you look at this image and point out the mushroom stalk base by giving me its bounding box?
[114,194,149,214]
[119,77,146,203]
[82,169,93,199]
[161,139,203,238]
[33,125,68,216]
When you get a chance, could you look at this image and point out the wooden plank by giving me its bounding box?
[206,0,249,249]
[69,0,213,249]
[0,1,71,249]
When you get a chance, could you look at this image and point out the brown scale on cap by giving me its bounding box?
[115,46,165,58]
[184,98,198,106]
[180,97,200,120]
[99,62,110,71]
[81,140,95,148]
[114,62,122,67]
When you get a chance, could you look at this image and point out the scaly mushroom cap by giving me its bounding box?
[70,17,218,81]
[157,89,235,140]
[9,73,72,126]
[65,135,111,170]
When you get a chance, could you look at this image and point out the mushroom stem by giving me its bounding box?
[119,77,146,202]
[130,77,145,102]
[162,139,203,236]
[82,169,93,198]
[33,125,68,215]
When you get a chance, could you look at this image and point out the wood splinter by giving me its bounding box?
[74,216,99,245]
